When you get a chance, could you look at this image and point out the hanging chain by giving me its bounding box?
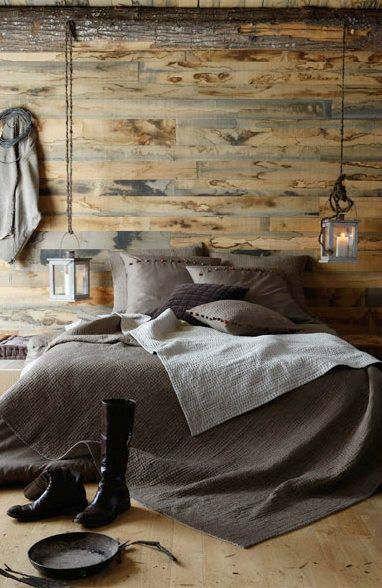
[338,24,346,178]
[327,23,354,218]
[65,20,76,236]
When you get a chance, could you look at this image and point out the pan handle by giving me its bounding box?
[118,540,178,563]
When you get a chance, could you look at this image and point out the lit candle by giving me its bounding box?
[336,232,349,257]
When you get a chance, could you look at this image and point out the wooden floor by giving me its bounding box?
[0,485,380,587]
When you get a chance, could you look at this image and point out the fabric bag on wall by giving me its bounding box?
[0,108,41,263]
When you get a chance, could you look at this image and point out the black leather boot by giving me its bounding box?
[23,471,49,501]
[7,468,88,522]
[74,398,135,528]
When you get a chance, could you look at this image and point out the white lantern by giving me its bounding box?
[48,251,90,301]
[320,215,359,263]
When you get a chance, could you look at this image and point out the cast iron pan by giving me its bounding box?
[28,532,177,580]
[28,532,130,580]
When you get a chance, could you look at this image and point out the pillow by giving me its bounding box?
[186,265,311,323]
[109,245,205,313]
[210,251,311,308]
[109,251,129,313]
[123,256,221,315]
[151,283,248,324]
[186,299,298,336]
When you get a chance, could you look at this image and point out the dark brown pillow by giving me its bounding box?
[187,299,298,336]
[109,245,205,312]
[186,265,311,323]
[151,283,248,324]
[210,251,311,308]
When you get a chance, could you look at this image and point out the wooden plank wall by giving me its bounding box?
[0,7,381,345]
[0,2,380,7]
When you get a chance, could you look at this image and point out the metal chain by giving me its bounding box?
[327,23,353,217]
[339,24,346,178]
[65,20,76,236]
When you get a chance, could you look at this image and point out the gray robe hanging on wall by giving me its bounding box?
[0,110,41,263]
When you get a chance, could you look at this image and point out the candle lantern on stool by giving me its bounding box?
[319,24,358,263]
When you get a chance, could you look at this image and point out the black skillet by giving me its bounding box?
[28,532,177,580]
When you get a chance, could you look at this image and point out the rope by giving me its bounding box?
[327,23,352,217]
[328,175,353,217]
[0,108,34,164]
[65,20,76,236]
[339,25,346,178]
[327,25,353,215]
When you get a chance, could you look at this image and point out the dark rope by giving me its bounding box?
[328,174,353,216]
[339,25,346,177]
[0,108,33,164]
[65,19,76,236]
[0,108,32,149]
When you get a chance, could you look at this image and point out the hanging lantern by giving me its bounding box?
[319,25,359,263]
[48,19,92,301]
[49,251,90,301]
[320,215,358,263]
[319,176,359,263]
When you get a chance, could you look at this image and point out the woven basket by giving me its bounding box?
[0,335,29,359]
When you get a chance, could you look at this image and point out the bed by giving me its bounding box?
[0,248,380,548]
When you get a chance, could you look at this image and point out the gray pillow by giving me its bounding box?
[109,245,205,312]
[186,265,311,323]
[124,256,221,314]
[110,251,129,313]
[210,251,311,308]
[187,299,297,336]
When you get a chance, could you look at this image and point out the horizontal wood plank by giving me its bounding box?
[0,8,380,52]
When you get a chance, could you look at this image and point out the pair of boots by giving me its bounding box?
[7,399,135,528]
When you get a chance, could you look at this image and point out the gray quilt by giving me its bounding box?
[0,314,381,547]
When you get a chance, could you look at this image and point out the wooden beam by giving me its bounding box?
[0,7,380,52]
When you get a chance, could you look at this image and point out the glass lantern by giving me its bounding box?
[48,251,90,301]
[320,215,358,263]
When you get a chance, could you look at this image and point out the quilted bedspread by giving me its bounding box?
[0,313,381,547]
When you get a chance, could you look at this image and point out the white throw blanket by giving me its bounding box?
[129,310,379,435]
